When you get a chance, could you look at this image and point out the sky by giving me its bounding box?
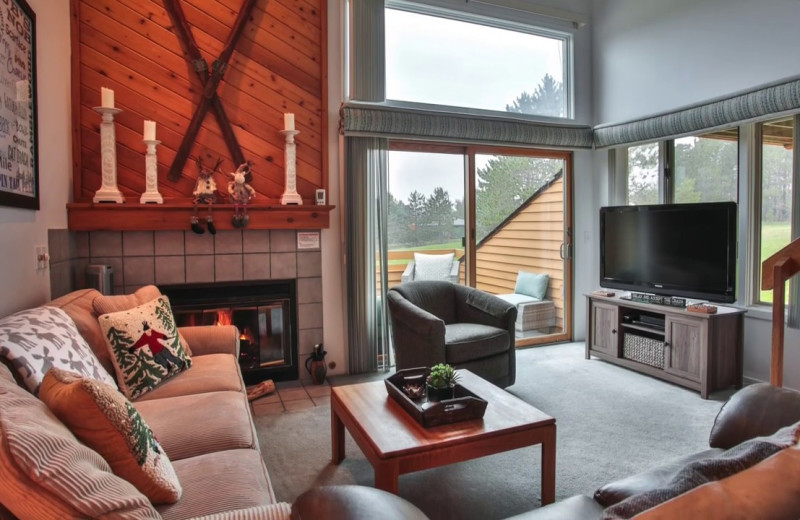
[385,8,563,112]
[384,7,564,202]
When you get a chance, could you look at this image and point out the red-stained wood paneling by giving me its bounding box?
[71,0,326,208]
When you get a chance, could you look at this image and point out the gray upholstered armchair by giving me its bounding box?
[387,281,518,388]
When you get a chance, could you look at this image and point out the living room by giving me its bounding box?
[1,0,800,518]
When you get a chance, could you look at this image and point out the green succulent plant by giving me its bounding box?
[426,363,459,389]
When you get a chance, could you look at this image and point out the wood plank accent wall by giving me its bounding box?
[476,178,566,329]
[70,0,327,208]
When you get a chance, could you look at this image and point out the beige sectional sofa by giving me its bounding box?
[0,288,290,519]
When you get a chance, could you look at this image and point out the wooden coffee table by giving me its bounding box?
[331,369,556,504]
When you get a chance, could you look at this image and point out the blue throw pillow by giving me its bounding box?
[515,271,549,300]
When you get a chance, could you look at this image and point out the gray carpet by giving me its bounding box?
[254,343,731,519]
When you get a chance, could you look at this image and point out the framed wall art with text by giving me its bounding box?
[0,0,37,210]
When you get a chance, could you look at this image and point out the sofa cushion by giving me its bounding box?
[634,443,800,520]
[135,390,256,460]
[133,352,244,401]
[95,285,192,356]
[602,421,800,519]
[292,485,429,520]
[594,448,723,507]
[99,295,192,400]
[413,252,455,281]
[504,495,604,520]
[0,306,117,394]
[445,323,509,364]
[39,368,182,504]
[515,270,549,300]
[0,364,158,519]
[496,293,540,307]
[158,449,277,520]
[709,382,800,449]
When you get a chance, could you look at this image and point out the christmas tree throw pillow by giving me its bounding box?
[98,296,192,400]
[39,368,182,504]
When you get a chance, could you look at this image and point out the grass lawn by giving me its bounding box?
[760,222,791,303]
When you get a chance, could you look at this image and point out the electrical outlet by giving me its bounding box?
[35,246,49,270]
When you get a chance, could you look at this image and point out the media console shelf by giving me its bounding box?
[585,294,746,399]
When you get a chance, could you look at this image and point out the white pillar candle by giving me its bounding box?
[284,113,295,131]
[143,120,156,141]
[101,87,114,108]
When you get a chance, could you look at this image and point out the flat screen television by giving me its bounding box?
[600,202,737,303]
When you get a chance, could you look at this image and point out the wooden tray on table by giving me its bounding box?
[384,367,488,428]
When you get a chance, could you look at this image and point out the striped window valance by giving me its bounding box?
[340,101,594,149]
[594,75,800,149]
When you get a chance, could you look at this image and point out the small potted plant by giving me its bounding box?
[426,363,459,402]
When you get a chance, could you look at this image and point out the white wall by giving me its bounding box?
[592,0,800,125]
[0,0,71,317]
[322,0,346,376]
[591,0,800,389]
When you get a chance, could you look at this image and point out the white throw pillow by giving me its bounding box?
[0,306,117,394]
[414,252,455,281]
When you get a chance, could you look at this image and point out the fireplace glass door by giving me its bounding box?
[172,298,293,382]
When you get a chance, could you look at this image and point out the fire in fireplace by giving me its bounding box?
[161,280,297,383]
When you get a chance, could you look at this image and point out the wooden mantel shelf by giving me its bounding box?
[67,200,335,231]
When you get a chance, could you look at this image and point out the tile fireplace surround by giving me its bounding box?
[47,228,323,378]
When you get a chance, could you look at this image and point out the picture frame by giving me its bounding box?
[0,0,38,210]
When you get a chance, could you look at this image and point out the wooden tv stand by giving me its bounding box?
[585,294,746,399]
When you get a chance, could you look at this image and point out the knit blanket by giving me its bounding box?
[603,420,800,519]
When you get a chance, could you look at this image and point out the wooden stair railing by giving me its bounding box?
[761,236,800,387]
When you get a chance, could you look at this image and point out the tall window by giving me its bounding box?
[626,142,659,205]
[758,117,795,304]
[674,131,738,203]
[623,130,739,206]
[385,6,571,118]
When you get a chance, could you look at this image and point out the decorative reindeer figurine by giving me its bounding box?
[228,160,256,228]
[191,156,223,234]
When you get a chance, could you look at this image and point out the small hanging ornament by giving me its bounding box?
[228,160,256,228]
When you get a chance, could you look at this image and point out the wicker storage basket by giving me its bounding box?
[623,333,665,369]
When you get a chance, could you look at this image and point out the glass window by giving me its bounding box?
[758,118,795,304]
[385,8,570,117]
[385,150,466,288]
[674,130,738,203]
[476,155,563,242]
[626,143,659,205]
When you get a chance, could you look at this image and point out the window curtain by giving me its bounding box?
[345,137,389,373]
[594,75,800,149]
[344,0,391,373]
[340,102,593,148]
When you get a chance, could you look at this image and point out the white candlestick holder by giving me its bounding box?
[92,106,124,203]
[140,139,163,204]
[280,129,303,205]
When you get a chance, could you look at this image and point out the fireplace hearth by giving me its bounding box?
[161,280,297,383]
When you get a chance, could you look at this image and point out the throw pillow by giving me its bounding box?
[0,306,117,394]
[98,295,192,400]
[0,364,159,518]
[39,368,182,505]
[602,420,800,519]
[515,270,549,300]
[94,285,192,356]
[414,252,455,281]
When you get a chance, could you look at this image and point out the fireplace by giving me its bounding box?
[161,280,297,384]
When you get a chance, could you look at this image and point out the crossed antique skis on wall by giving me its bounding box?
[161,0,261,182]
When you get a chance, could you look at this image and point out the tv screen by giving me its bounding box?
[600,202,737,303]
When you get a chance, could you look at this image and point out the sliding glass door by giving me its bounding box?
[474,151,572,346]
[385,149,466,287]
[376,142,573,357]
